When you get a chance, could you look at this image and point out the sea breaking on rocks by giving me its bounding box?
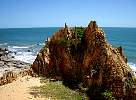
[0,48,33,86]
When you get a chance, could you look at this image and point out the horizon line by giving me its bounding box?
[0,26,136,29]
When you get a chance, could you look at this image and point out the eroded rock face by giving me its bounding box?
[32,21,136,99]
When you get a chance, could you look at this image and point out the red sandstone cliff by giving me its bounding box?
[32,21,136,99]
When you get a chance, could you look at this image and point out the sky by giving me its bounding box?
[0,0,136,28]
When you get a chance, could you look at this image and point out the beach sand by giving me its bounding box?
[0,75,50,100]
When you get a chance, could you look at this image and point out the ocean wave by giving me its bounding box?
[8,46,17,52]
[38,43,45,46]
[26,43,45,48]
[14,51,36,64]
[12,46,29,49]
[0,43,8,46]
[7,45,37,63]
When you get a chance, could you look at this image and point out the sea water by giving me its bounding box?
[0,27,136,73]
[0,27,60,63]
[103,27,136,75]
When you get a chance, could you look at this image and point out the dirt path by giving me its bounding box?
[0,75,49,100]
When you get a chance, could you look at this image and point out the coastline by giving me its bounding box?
[0,48,33,86]
[0,44,136,86]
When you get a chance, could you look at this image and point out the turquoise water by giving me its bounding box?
[0,27,135,67]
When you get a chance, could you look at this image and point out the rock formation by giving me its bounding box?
[0,48,33,86]
[32,21,136,99]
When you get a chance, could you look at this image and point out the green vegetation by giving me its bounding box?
[58,27,85,47]
[75,27,84,41]
[87,86,116,100]
[58,38,70,46]
[102,90,116,100]
[30,77,86,100]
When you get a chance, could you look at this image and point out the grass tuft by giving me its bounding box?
[29,76,87,100]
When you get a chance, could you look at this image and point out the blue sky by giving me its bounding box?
[0,0,136,28]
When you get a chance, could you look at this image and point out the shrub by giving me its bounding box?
[75,27,84,41]
[87,86,116,100]
[102,90,116,100]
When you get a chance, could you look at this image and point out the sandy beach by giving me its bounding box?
[0,75,49,100]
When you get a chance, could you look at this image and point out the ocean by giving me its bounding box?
[0,27,136,72]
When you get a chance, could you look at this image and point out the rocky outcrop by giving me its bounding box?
[32,21,136,99]
[0,48,33,86]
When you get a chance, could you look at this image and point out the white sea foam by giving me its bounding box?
[8,45,37,64]
[12,46,29,49]
[8,46,17,52]
[14,51,36,64]
[38,43,45,46]
[0,43,8,46]
[4,43,8,45]
[128,62,136,76]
